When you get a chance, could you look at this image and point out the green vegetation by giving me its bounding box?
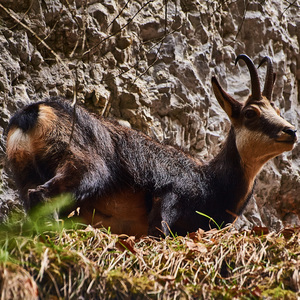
[0,197,299,299]
[196,211,224,230]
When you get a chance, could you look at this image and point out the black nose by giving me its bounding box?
[283,128,297,138]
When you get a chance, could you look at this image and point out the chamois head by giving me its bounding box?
[212,54,297,172]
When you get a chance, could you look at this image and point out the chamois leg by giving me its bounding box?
[27,162,82,210]
[148,192,181,237]
[28,173,64,207]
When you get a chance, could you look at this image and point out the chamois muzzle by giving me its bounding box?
[276,127,297,143]
[283,128,297,140]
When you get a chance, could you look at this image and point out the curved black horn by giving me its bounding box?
[235,54,261,100]
[258,56,274,100]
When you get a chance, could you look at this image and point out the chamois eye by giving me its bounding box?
[244,109,258,119]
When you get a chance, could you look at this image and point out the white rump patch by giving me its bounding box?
[7,128,32,155]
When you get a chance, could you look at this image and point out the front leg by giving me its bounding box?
[148,192,182,237]
[26,161,82,211]
[26,158,113,211]
[27,185,49,210]
[26,172,66,210]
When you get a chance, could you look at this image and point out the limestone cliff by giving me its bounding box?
[0,0,299,229]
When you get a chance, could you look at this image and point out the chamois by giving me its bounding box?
[5,55,297,237]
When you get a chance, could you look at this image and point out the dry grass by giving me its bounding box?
[0,201,299,299]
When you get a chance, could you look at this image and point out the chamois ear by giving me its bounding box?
[211,76,242,120]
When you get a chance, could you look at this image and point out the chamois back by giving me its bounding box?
[5,55,297,236]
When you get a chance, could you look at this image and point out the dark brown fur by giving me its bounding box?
[5,55,297,236]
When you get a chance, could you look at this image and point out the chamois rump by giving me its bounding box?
[5,55,297,237]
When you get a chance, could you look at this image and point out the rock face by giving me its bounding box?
[0,0,299,229]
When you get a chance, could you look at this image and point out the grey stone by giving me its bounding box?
[0,0,299,230]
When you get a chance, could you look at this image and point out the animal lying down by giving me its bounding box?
[5,55,297,237]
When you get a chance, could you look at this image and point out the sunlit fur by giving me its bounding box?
[235,96,295,172]
[5,59,297,237]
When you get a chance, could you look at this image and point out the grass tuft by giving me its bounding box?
[0,199,299,299]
